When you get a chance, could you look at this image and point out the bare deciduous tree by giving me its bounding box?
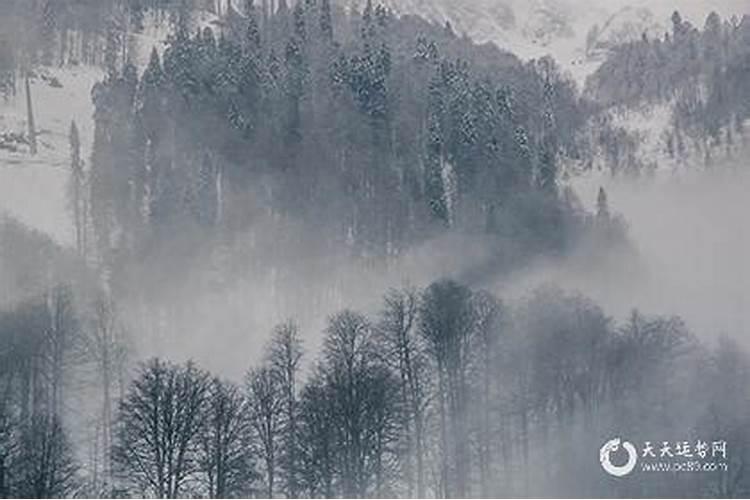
[81,296,127,488]
[323,310,400,498]
[470,290,505,498]
[198,377,256,498]
[268,320,303,498]
[377,287,428,498]
[113,359,210,498]
[419,280,474,498]
[246,364,283,499]
[298,371,336,498]
[11,412,79,498]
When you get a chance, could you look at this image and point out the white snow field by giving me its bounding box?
[0,66,103,246]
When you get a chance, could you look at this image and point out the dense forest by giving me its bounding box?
[0,0,749,498]
[585,10,750,166]
[82,0,593,274]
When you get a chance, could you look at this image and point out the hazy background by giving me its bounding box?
[0,0,748,373]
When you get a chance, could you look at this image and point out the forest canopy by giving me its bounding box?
[1,1,749,499]
[80,0,596,278]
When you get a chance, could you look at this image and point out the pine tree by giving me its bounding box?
[142,48,165,90]
[375,4,389,28]
[537,141,556,192]
[284,35,308,147]
[245,3,262,53]
[164,25,195,96]
[596,186,610,220]
[40,0,57,66]
[122,61,139,102]
[671,11,684,40]
[361,0,375,45]
[104,20,120,78]
[268,322,304,499]
[129,0,146,32]
[139,47,166,160]
[320,0,333,41]
[196,153,218,225]
[513,126,532,188]
[68,121,85,256]
[293,1,306,42]
[703,12,723,63]
[444,21,454,38]
[24,73,37,155]
[425,113,448,225]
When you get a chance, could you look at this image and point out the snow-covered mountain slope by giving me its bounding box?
[344,0,749,85]
[0,11,170,247]
[0,67,103,246]
[1,1,747,248]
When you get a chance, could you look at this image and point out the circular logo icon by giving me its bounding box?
[600,437,638,477]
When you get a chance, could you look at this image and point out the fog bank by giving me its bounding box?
[509,159,750,345]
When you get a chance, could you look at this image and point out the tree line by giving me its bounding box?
[105,282,750,498]
[2,2,749,498]
[585,11,750,165]
[0,283,126,498]
[77,0,590,282]
[5,278,748,498]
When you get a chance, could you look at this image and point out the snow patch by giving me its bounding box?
[0,66,103,246]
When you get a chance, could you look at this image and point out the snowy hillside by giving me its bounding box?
[0,0,747,246]
[0,67,103,245]
[0,10,172,247]
[342,0,749,85]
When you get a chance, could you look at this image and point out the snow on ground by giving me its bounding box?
[0,10,177,248]
[609,102,675,168]
[1,1,747,246]
[0,66,103,246]
[369,0,600,86]
[362,0,750,88]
